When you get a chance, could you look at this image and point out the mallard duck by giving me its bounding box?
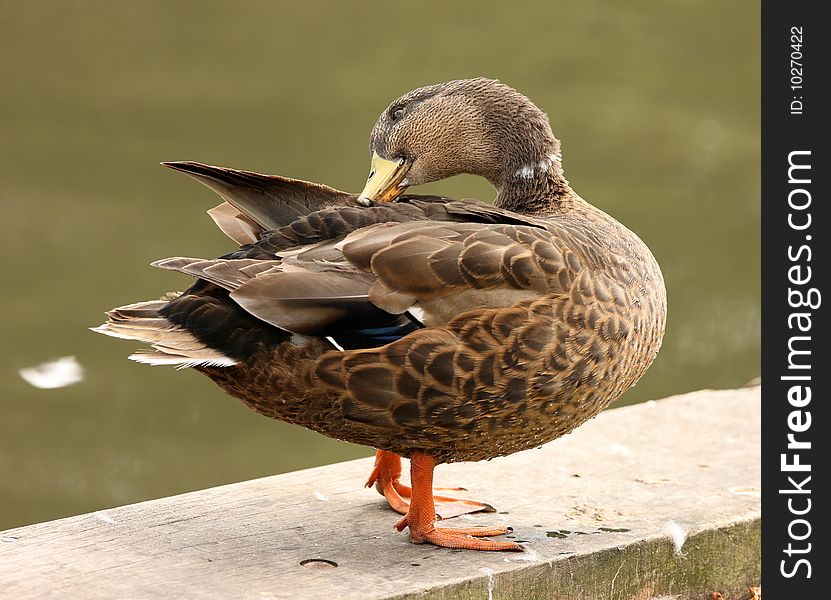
[94,78,666,552]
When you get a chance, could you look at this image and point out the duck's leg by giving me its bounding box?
[393,452,523,551]
[365,450,496,519]
[365,450,410,514]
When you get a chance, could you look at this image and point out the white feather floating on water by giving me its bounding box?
[19,356,84,389]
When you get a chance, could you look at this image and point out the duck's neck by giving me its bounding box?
[491,145,576,215]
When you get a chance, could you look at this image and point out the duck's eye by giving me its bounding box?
[391,107,405,121]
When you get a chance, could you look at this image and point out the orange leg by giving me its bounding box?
[393,452,523,551]
[366,450,495,519]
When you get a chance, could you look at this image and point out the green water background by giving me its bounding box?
[0,1,759,530]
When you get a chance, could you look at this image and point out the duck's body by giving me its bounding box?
[95,79,666,551]
[183,188,663,465]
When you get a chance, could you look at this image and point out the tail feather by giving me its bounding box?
[151,257,279,291]
[207,202,262,245]
[92,299,237,368]
[161,161,354,232]
[128,350,237,370]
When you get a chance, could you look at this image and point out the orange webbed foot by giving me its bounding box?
[393,451,524,552]
[397,519,522,551]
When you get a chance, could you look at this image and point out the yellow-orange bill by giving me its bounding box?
[358,152,409,204]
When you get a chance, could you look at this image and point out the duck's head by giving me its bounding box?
[358,78,568,209]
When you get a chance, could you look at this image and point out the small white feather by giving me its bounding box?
[19,356,85,389]
[665,520,688,557]
[93,511,117,524]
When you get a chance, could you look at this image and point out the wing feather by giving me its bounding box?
[163,161,355,230]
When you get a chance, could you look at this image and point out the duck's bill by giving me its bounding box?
[358,152,409,204]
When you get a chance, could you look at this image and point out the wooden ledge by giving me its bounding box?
[0,386,760,599]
